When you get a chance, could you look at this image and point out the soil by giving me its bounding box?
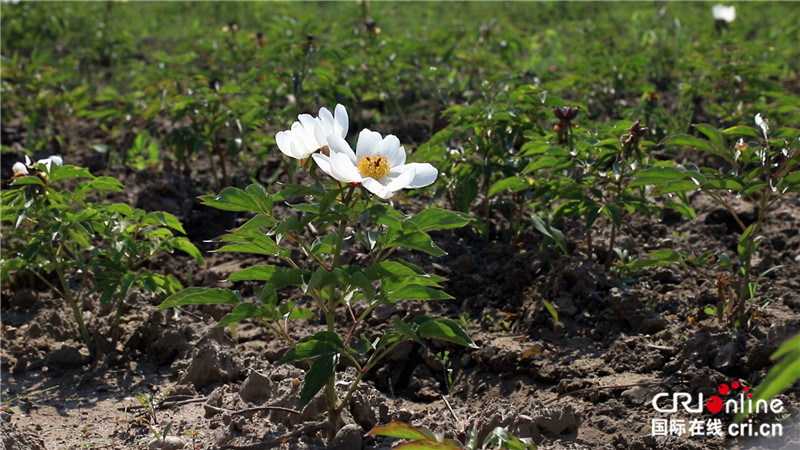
[2,114,800,450]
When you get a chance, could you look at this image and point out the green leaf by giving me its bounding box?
[228,265,283,281]
[660,134,715,153]
[216,230,281,256]
[530,215,567,255]
[664,198,696,220]
[49,165,95,183]
[735,337,800,423]
[367,422,436,441]
[488,176,532,196]
[738,223,759,260]
[387,284,453,302]
[158,288,240,308]
[84,176,124,192]
[144,211,186,234]
[392,318,424,346]
[171,237,204,263]
[390,232,446,257]
[722,125,761,139]
[201,185,270,213]
[413,317,477,348]
[542,299,559,326]
[278,332,345,364]
[365,260,426,280]
[298,354,336,410]
[244,184,274,216]
[216,303,270,326]
[407,208,471,232]
[10,176,45,186]
[695,124,724,153]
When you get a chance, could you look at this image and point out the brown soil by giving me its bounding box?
[2,118,800,450]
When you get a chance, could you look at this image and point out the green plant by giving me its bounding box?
[0,385,58,413]
[159,104,475,441]
[417,84,554,236]
[437,350,458,395]
[1,158,202,353]
[735,332,800,423]
[368,421,536,450]
[635,115,800,325]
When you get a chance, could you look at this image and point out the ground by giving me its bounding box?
[2,118,800,450]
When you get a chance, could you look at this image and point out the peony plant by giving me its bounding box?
[2,158,202,354]
[159,104,475,440]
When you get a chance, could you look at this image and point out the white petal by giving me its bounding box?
[355,129,382,159]
[298,114,325,148]
[402,163,438,188]
[375,134,406,168]
[312,153,334,176]
[328,133,358,165]
[292,122,321,154]
[361,177,394,199]
[318,107,334,134]
[48,155,63,166]
[12,162,28,174]
[24,155,32,166]
[384,167,416,192]
[329,150,362,183]
[276,130,298,158]
[334,104,349,137]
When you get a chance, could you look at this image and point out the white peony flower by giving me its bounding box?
[275,104,349,159]
[12,155,63,175]
[711,5,736,23]
[312,128,438,199]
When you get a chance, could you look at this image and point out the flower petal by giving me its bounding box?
[311,153,334,177]
[328,133,357,165]
[334,104,349,137]
[298,114,325,148]
[329,150,362,183]
[402,163,438,188]
[361,177,394,199]
[276,130,298,158]
[318,107,334,133]
[384,167,416,192]
[12,162,28,174]
[355,129,383,159]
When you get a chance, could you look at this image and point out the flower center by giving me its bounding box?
[356,155,390,179]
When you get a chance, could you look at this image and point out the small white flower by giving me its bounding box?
[12,155,63,175]
[312,129,438,199]
[755,113,769,136]
[275,104,349,159]
[712,5,736,23]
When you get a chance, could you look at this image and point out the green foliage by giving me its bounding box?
[735,332,800,423]
[641,117,800,325]
[368,421,536,450]
[1,162,202,352]
[159,114,474,438]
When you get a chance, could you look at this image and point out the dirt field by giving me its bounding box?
[2,115,800,450]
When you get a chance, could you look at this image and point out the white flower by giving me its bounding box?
[312,129,438,199]
[712,5,736,23]
[12,155,63,175]
[275,104,349,159]
[755,113,769,136]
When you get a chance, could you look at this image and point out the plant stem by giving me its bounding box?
[49,246,94,353]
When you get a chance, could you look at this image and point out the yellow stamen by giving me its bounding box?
[356,155,390,179]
